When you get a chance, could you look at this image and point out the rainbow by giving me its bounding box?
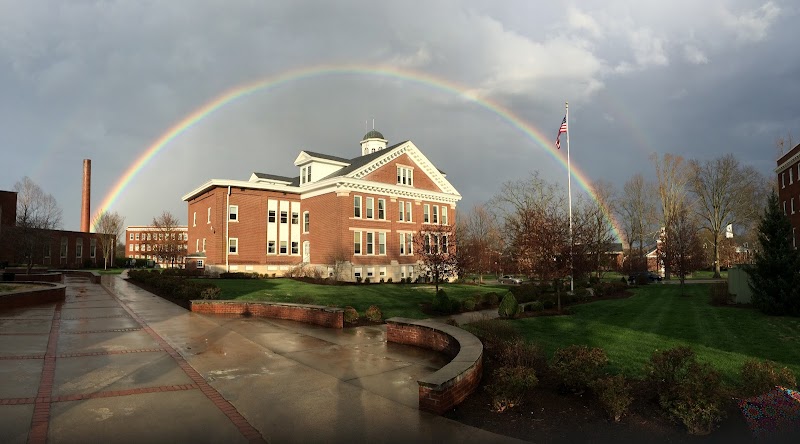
[94,64,625,241]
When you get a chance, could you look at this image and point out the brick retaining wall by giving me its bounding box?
[191,300,344,328]
[0,282,66,309]
[13,273,63,283]
[385,317,483,414]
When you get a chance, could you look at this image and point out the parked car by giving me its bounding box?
[628,271,662,283]
[498,275,523,285]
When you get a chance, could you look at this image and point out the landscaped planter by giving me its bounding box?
[191,300,344,328]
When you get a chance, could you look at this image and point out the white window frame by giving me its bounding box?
[135,233,140,240]
[202,238,206,251]
[303,211,310,233]
[196,259,204,268]
[268,240,276,254]
[291,241,299,255]
[193,211,197,227]
[432,205,439,224]
[397,166,413,186]
[354,196,362,218]
[354,231,362,255]
[441,206,448,225]
[306,165,311,183]
[354,267,362,279]
[129,233,134,240]
[399,233,406,255]
[792,197,796,214]
[378,199,385,220]
[399,201,405,222]
[229,205,238,221]
[268,210,276,223]
[291,211,299,225]
[423,204,430,223]
[405,201,412,222]
[791,168,795,185]
[378,232,386,255]
[196,239,199,252]
[75,239,83,259]
[301,166,306,184]
[279,240,288,255]
[208,207,211,224]
[280,211,288,224]
[90,238,96,258]
[229,238,238,254]
[366,197,374,219]
[366,232,374,255]
[782,172,786,188]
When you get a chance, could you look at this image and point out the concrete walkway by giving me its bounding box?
[0,274,524,444]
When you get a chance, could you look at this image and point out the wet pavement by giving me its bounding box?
[0,274,524,444]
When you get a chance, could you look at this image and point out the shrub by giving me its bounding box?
[343,306,359,323]
[498,292,521,318]
[591,375,633,422]
[364,277,371,284]
[740,359,798,397]
[709,283,731,306]
[200,286,222,300]
[485,292,500,306]
[551,345,609,391]
[432,289,459,314]
[464,319,522,357]
[444,318,459,327]
[527,301,544,312]
[486,366,538,412]
[509,284,540,303]
[645,347,727,435]
[386,277,393,283]
[542,299,555,310]
[462,298,476,311]
[497,338,546,371]
[219,272,259,279]
[355,276,363,283]
[365,305,383,322]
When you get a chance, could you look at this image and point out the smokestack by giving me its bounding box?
[81,159,91,233]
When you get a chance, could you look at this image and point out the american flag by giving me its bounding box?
[555,116,567,150]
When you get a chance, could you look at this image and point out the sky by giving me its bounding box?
[1,0,798,232]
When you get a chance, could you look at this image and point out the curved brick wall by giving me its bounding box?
[385,317,483,414]
[191,300,344,328]
[0,282,66,309]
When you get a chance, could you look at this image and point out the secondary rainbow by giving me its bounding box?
[95,63,625,241]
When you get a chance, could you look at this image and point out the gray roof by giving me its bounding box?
[251,172,300,187]
[300,151,351,164]
[362,130,385,140]
[319,141,408,181]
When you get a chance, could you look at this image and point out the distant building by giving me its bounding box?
[124,225,188,268]
[776,142,800,247]
[0,190,111,268]
[181,130,461,280]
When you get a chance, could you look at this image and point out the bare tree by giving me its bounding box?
[689,154,765,278]
[576,180,618,278]
[326,245,351,282]
[12,177,63,272]
[151,211,186,268]
[94,211,124,270]
[775,132,794,157]
[616,174,658,274]
[652,153,691,279]
[413,223,458,294]
[456,204,501,283]
[662,206,705,289]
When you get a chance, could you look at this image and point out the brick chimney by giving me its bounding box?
[81,159,91,232]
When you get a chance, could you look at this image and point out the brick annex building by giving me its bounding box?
[0,190,111,268]
[182,130,461,281]
[777,142,800,247]
[124,225,188,268]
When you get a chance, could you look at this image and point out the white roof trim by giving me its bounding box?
[294,151,350,167]
[776,150,800,173]
[348,142,459,195]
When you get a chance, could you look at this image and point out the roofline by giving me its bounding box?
[776,144,800,173]
[181,179,301,201]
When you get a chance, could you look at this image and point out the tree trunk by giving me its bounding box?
[713,236,721,278]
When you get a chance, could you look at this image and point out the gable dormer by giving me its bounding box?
[293,151,350,185]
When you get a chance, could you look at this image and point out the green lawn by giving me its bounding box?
[508,284,800,385]
[205,278,509,319]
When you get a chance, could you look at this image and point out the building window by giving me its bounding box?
[306,165,311,183]
[366,267,374,278]
[280,241,288,254]
[441,206,448,225]
[229,205,238,221]
[303,212,310,233]
[129,244,134,252]
[208,207,211,223]
[202,238,206,251]
[791,169,795,185]
[405,201,412,222]
[291,241,299,255]
[441,235,448,252]
[44,243,51,258]
[399,201,405,221]
[135,244,140,252]
[229,238,238,254]
[406,233,413,255]
[354,231,362,255]
[76,239,83,259]
[291,212,299,225]
[378,199,385,220]
[60,237,68,258]
[197,260,204,268]
[432,205,439,224]
[399,233,406,255]
[354,267,362,279]
[784,201,787,215]
[268,210,276,223]
[378,232,386,255]
[280,211,288,224]
[268,241,276,254]
[782,172,786,188]
[792,197,796,214]
[135,233,140,240]
[379,266,386,277]
[301,166,306,184]
[423,204,430,223]
[193,212,196,227]
[397,166,413,186]
[129,233,134,240]
[354,196,362,218]
[366,197,374,219]
[366,232,374,255]
[195,239,199,252]
[90,239,96,258]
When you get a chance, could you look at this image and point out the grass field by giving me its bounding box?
[206,278,509,319]
[508,284,800,385]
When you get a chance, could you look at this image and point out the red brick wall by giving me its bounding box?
[385,318,483,415]
[363,153,442,192]
[191,300,344,328]
[13,273,63,283]
[0,283,66,309]
[777,143,800,244]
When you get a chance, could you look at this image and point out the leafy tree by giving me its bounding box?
[94,211,124,270]
[12,177,63,272]
[748,191,800,316]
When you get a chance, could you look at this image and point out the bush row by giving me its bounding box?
[127,269,220,300]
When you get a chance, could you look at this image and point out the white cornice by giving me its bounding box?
[776,151,800,173]
[300,180,461,204]
[181,179,300,201]
[349,142,459,195]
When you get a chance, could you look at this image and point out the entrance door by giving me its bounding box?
[303,241,310,263]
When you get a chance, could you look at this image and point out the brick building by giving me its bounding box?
[777,142,800,247]
[125,225,188,267]
[0,190,111,268]
[182,130,461,280]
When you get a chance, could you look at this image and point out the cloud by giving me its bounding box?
[567,7,604,39]
[720,1,781,42]
[683,44,709,64]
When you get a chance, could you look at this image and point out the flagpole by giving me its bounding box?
[566,101,574,293]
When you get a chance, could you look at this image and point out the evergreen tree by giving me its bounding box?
[748,191,800,316]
